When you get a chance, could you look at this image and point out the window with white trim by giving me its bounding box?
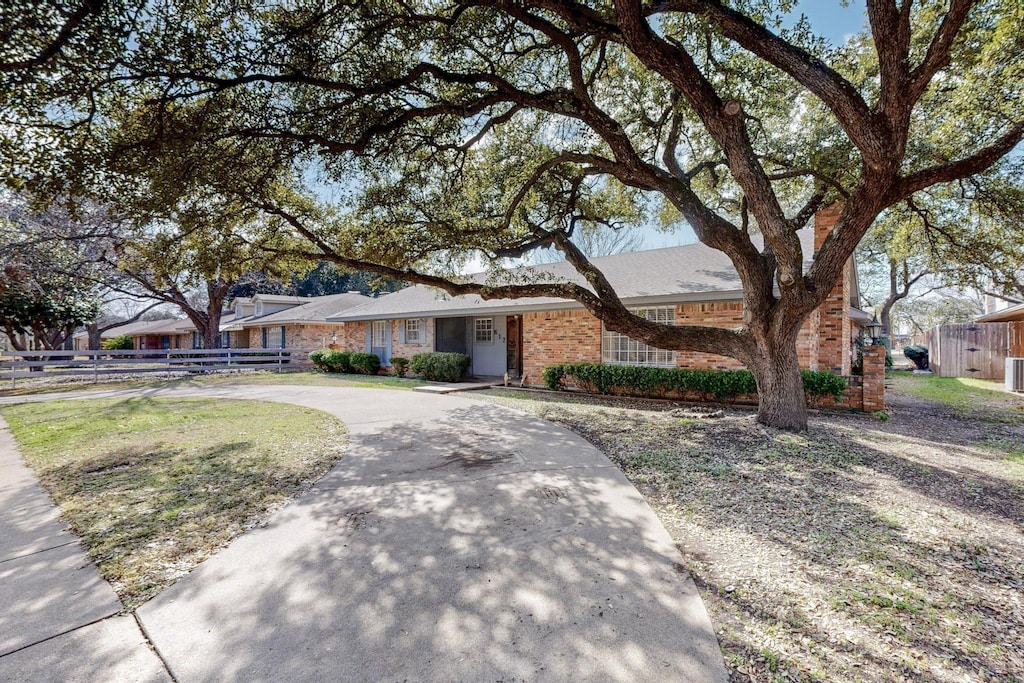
[474,318,493,344]
[601,306,676,367]
[405,319,422,344]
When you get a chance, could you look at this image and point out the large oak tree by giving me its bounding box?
[4,1,1023,429]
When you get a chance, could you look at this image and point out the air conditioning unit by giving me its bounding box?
[1007,358,1024,392]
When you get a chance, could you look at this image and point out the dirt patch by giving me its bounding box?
[475,382,1024,682]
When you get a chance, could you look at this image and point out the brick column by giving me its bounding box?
[861,345,886,412]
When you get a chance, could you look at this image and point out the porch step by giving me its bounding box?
[412,380,502,395]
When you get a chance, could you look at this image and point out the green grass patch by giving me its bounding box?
[889,372,1022,412]
[1,397,347,608]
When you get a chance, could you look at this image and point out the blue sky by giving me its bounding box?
[790,2,869,45]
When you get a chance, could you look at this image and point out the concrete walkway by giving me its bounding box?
[0,385,727,682]
[0,414,171,683]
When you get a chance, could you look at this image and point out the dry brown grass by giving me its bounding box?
[476,380,1024,682]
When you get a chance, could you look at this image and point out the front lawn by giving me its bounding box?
[1,397,347,608]
[475,379,1024,682]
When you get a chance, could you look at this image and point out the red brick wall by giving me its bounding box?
[797,325,816,368]
[522,299,838,380]
[522,309,602,385]
[334,322,368,352]
[674,301,746,370]
[281,324,346,349]
[390,318,434,361]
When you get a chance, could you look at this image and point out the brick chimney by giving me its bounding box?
[812,204,852,375]
[813,203,843,252]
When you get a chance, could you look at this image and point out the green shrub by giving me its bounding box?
[542,363,846,401]
[349,352,381,375]
[390,356,410,377]
[309,349,329,371]
[101,335,134,350]
[800,369,848,398]
[309,349,352,373]
[410,352,471,382]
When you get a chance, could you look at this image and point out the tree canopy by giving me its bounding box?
[3,1,1022,428]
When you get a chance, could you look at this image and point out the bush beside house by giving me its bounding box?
[410,352,471,382]
[349,352,381,375]
[309,349,353,373]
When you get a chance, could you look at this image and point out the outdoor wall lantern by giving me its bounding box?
[866,315,883,345]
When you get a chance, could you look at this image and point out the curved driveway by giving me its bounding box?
[0,385,726,682]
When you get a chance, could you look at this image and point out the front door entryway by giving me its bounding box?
[371,320,391,364]
[506,315,522,377]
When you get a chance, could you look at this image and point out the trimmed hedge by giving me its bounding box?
[309,349,353,373]
[541,363,846,400]
[800,369,847,398]
[350,352,382,375]
[410,352,471,382]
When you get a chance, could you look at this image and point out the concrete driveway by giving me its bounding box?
[0,385,726,682]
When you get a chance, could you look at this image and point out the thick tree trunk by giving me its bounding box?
[749,337,808,432]
[203,325,220,350]
[87,322,102,350]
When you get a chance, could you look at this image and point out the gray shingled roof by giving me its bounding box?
[252,294,314,305]
[238,292,371,326]
[331,229,815,321]
[72,318,184,340]
[132,318,193,335]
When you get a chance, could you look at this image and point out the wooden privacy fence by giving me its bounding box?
[0,348,313,388]
[1012,322,1024,358]
[922,322,1023,380]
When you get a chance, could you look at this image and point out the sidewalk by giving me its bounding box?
[0,415,171,683]
[0,386,727,682]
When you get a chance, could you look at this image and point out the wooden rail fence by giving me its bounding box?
[0,348,313,388]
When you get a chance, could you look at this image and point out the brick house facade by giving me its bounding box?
[329,208,881,409]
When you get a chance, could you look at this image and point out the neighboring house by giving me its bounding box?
[976,301,1024,324]
[144,291,373,349]
[224,292,371,349]
[72,318,192,351]
[328,208,871,381]
[71,319,178,350]
[130,319,195,350]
